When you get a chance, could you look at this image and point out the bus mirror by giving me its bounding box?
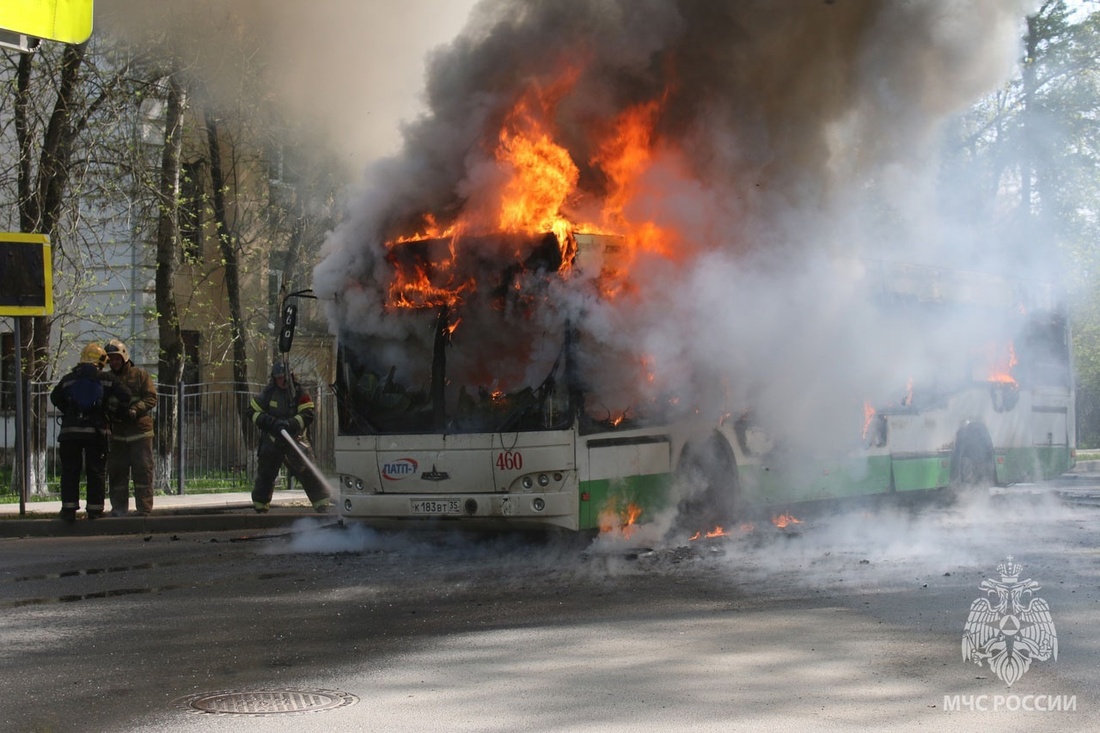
[278,302,298,353]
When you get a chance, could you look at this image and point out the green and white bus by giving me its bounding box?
[332,235,1075,532]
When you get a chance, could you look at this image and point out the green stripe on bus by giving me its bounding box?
[892,455,951,491]
[997,446,1073,483]
[579,473,674,530]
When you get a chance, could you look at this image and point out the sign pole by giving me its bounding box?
[0,233,54,516]
[13,318,27,516]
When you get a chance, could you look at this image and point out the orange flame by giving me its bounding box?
[390,213,455,244]
[496,102,579,248]
[381,65,685,312]
[987,342,1017,385]
[386,233,475,310]
[861,402,875,439]
[598,500,643,538]
[688,525,731,541]
[609,412,627,427]
[771,513,802,529]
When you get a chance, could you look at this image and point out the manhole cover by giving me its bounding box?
[178,688,358,715]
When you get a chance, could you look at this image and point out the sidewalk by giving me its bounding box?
[0,490,334,538]
[5,462,1095,540]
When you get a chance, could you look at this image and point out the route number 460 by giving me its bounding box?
[496,451,523,471]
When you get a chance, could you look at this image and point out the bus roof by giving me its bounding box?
[863,259,1060,313]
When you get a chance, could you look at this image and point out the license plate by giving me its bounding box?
[411,499,460,515]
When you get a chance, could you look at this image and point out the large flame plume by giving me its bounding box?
[316,0,1035,450]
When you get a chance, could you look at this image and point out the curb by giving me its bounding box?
[0,508,336,539]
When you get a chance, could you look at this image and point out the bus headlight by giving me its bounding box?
[532,497,546,512]
[341,475,364,491]
[344,499,353,511]
[522,476,533,489]
[537,474,550,487]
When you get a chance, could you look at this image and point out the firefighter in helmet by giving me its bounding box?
[104,339,158,516]
[49,343,131,522]
[249,360,332,513]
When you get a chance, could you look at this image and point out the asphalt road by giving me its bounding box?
[1,479,1099,732]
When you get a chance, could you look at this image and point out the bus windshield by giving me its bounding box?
[336,317,574,435]
[335,233,577,436]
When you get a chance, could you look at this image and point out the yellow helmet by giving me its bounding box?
[80,342,107,367]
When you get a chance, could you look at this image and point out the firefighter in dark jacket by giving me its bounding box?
[249,361,332,513]
[49,343,132,522]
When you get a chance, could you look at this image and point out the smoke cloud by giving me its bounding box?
[315,0,1045,458]
[94,0,475,167]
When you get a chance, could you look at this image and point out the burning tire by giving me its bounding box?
[950,422,995,491]
[674,434,740,531]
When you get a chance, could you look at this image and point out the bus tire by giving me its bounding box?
[675,434,740,532]
[950,423,995,492]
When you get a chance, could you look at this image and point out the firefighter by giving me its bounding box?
[104,339,158,516]
[249,361,333,513]
[49,343,131,522]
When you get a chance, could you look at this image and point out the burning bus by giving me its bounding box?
[332,230,706,531]
[328,226,1075,533]
[311,1,1073,534]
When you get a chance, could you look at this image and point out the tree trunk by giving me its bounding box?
[13,43,88,494]
[204,111,251,428]
[1020,13,1038,227]
[155,73,188,493]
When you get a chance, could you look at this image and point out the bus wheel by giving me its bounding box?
[675,434,740,533]
[951,426,995,492]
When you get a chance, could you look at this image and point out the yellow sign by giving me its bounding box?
[0,0,93,45]
[0,233,53,316]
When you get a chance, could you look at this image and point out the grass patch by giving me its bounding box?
[0,476,253,503]
[0,493,60,504]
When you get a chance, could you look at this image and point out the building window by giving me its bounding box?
[267,144,300,210]
[267,143,301,186]
[180,161,204,260]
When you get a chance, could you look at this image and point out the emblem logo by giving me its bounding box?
[421,465,450,482]
[962,556,1057,687]
[381,458,418,480]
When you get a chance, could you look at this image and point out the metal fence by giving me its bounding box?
[0,379,336,495]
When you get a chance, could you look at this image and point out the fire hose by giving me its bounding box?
[279,428,335,498]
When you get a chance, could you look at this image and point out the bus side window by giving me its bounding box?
[1020,316,1071,388]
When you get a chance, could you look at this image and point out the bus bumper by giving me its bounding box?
[339,492,579,531]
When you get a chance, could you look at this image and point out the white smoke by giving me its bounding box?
[95,0,475,168]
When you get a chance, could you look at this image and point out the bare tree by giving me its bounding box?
[10,41,126,492]
[153,72,187,488]
[1,11,348,495]
[203,110,248,396]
